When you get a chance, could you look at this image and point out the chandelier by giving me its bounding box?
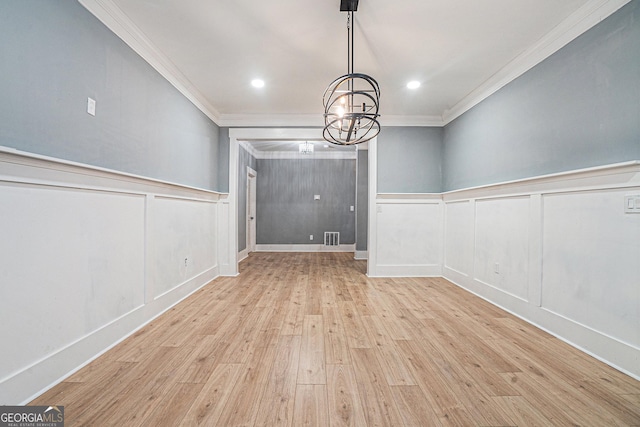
[299,141,314,154]
[322,0,380,146]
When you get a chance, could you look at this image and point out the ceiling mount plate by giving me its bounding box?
[340,0,359,12]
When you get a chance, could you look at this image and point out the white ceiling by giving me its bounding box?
[81,0,628,133]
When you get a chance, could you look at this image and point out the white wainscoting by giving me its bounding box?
[0,147,228,404]
[369,162,640,379]
[370,194,443,277]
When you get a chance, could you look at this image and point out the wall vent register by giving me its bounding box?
[324,232,340,246]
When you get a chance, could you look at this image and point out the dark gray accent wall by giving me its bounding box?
[377,127,444,193]
[256,159,356,245]
[0,0,220,190]
[238,146,257,252]
[443,1,640,191]
[356,150,368,252]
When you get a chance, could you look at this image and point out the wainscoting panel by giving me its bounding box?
[152,196,218,299]
[541,188,640,348]
[0,183,146,378]
[443,200,474,277]
[474,197,530,301]
[373,197,443,276]
[0,148,226,404]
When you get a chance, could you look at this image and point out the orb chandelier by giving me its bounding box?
[322,0,380,146]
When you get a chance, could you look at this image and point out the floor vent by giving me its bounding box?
[324,232,340,246]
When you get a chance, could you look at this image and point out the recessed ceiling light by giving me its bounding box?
[407,81,420,89]
[251,79,265,88]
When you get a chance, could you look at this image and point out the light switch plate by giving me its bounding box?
[87,97,96,116]
[625,195,640,213]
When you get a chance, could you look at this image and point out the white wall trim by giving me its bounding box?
[354,250,368,260]
[255,244,356,253]
[218,113,324,128]
[218,113,445,127]
[250,150,357,160]
[0,149,226,404]
[366,137,379,277]
[238,247,249,262]
[443,161,640,200]
[373,264,442,277]
[0,146,226,198]
[222,130,240,277]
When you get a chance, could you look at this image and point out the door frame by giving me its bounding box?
[246,166,257,253]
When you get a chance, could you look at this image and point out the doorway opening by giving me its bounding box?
[246,167,257,254]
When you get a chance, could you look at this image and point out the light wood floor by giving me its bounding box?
[33,252,640,426]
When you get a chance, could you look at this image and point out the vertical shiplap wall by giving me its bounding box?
[0,0,221,191]
[442,1,640,191]
[256,158,356,245]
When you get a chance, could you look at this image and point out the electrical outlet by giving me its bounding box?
[185,258,188,267]
[494,262,499,274]
[310,235,313,241]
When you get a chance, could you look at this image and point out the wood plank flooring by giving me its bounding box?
[32,252,640,426]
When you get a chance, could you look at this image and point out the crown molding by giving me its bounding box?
[380,115,444,127]
[217,114,325,128]
[237,140,356,160]
[78,0,222,125]
[219,113,444,128]
[442,0,630,125]
[79,0,629,129]
[252,151,357,160]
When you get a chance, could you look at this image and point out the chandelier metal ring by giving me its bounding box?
[322,5,380,146]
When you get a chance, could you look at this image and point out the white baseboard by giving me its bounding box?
[368,264,442,278]
[354,250,368,260]
[238,247,249,262]
[5,267,218,405]
[255,244,355,253]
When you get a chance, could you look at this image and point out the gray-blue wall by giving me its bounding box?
[377,127,443,193]
[256,159,356,245]
[443,1,640,191]
[0,0,220,190]
[218,127,230,192]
